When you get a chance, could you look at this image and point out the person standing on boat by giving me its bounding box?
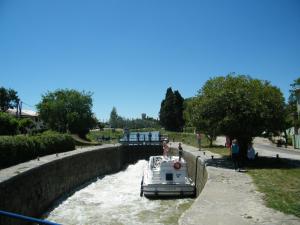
[163,141,169,158]
[178,142,183,161]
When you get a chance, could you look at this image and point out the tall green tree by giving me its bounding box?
[183,97,196,128]
[159,87,184,131]
[0,87,20,112]
[192,74,285,156]
[36,89,97,137]
[287,77,300,134]
[190,96,219,147]
[174,90,184,130]
[109,107,119,128]
[108,107,160,129]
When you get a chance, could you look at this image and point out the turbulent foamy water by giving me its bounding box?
[45,160,193,225]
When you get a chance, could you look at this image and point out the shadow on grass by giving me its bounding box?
[205,155,300,170]
[205,156,234,169]
[202,144,226,149]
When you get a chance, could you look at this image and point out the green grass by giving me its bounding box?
[203,146,230,157]
[87,129,123,144]
[71,134,102,146]
[249,168,300,217]
[161,130,231,157]
[161,130,210,147]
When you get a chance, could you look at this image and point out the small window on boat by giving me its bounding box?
[166,173,173,181]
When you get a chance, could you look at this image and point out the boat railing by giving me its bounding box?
[0,210,61,225]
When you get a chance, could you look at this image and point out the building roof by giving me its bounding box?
[7,108,39,117]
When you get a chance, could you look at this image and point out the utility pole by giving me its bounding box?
[19,101,22,118]
[16,100,22,118]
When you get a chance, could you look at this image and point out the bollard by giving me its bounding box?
[211,155,214,159]
[203,151,206,155]
[276,154,279,159]
[37,156,40,161]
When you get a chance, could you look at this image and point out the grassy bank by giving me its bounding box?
[247,159,300,218]
[161,131,210,148]
[203,146,230,157]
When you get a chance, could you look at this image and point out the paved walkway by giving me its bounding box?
[178,143,300,225]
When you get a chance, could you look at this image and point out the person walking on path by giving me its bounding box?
[178,142,183,161]
[231,139,240,171]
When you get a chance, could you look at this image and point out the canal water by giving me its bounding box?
[45,160,194,225]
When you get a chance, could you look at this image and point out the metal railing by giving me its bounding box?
[0,210,61,225]
[119,131,168,145]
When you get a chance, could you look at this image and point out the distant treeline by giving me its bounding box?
[108,107,161,129]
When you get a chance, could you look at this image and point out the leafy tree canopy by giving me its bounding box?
[36,89,97,137]
[286,77,300,133]
[192,74,285,154]
[0,112,19,135]
[0,87,20,112]
[109,107,119,128]
[183,97,198,128]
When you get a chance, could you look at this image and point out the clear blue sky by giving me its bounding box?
[1,0,299,121]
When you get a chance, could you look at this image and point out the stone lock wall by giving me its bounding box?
[170,147,207,196]
[0,144,205,225]
[0,146,122,225]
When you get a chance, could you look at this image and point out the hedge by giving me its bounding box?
[0,112,19,135]
[0,133,75,169]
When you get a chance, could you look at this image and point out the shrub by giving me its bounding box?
[183,127,196,133]
[0,112,19,135]
[0,133,75,169]
[18,118,35,134]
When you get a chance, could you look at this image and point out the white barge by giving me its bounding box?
[140,156,195,198]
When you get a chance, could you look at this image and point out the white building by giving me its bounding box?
[6,108,44,130]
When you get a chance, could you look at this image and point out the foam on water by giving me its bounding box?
[46,160,193,225]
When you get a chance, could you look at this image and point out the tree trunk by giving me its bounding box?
[209,138,213,147]
[206,135,213,147]
[237,136,252,161]
[283,130,288,148]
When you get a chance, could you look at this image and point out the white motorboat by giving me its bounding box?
[140,156,195,198]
